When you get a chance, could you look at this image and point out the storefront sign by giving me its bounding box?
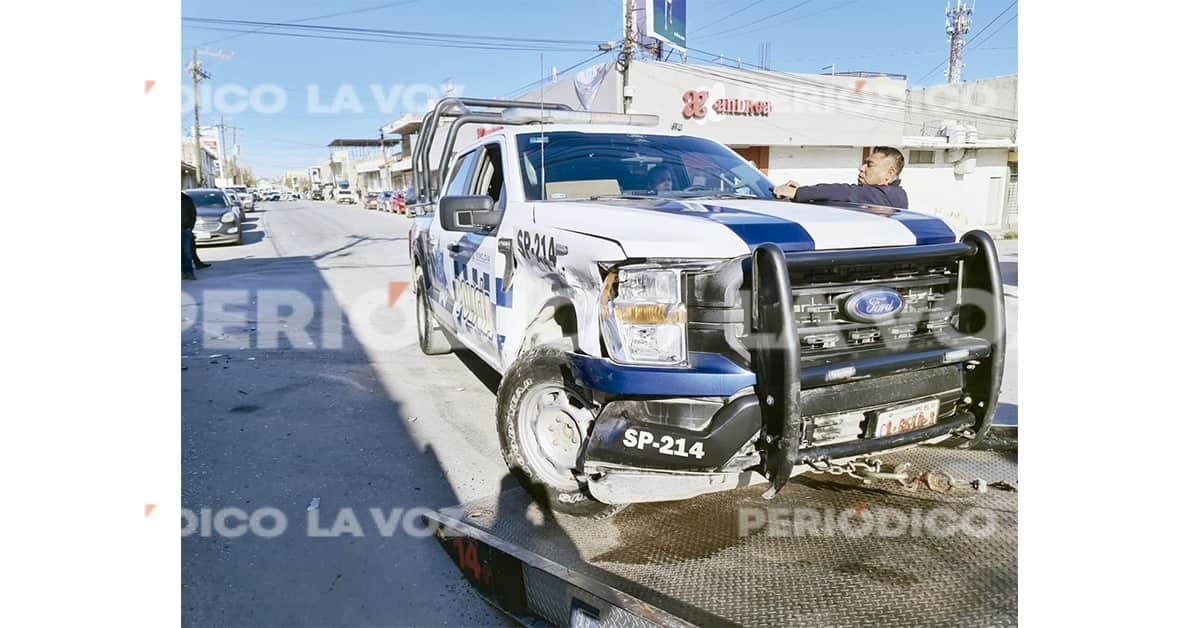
[682,90,771,119]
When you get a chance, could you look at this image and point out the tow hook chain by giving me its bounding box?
[805,457,892,483]
[804,458,998,494]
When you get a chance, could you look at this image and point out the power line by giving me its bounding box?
[184,25,598,52]
[196,0,419,47]
[184,17,602,47]
[503,50,614,99]
[697,0,817,39]
[966,13,1017,51]
[691,0,773,34]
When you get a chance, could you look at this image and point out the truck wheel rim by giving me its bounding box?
[518,383,590,490]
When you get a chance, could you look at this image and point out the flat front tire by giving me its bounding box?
[497,345,627,519]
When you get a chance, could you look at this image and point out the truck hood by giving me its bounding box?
[532,198,957,258]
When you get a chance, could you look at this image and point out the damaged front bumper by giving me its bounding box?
[565,231,1006,504]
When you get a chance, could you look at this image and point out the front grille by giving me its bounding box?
[791,260,957,353]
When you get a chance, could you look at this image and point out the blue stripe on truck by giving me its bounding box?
[567,352,756,397]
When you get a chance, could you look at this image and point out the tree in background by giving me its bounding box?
[234,165,256,187]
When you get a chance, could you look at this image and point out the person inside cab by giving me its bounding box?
[648,165,674,194]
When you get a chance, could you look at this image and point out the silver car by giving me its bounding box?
[186,188,243,245]
[238,192,256,212]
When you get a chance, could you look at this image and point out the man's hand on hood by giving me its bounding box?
[773,180,800,200]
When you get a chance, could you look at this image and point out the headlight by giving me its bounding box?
[600,265,688,366]
[220,212,236,223]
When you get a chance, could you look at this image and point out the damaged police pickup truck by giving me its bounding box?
[409,98,1005,518]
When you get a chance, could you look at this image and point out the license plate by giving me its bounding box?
[193,231,211,239]
[874,399,939,438]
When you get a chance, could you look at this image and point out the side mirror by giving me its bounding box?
[439,195,501,232]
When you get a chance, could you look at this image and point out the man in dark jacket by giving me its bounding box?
[773,146,909,209]
[182,192,197,280]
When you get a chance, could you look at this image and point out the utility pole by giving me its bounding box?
[187,49,210,186]
[945,0,974,84]
[187,49,234,187]
[620,0,634,112]
[213,117,242,186]
[379,130,389,192]
[218,115,229,186]
[230,124,240,184]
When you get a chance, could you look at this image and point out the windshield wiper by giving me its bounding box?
[680,192,764,200]
[584,194,659,201]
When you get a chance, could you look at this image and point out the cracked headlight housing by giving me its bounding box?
[600,264,688,366]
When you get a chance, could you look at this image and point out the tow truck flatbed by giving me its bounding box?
[426,444,1017,627]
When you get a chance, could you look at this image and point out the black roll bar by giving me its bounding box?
[412,97,575,206]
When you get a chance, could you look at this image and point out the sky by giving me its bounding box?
[181,0,1018,179]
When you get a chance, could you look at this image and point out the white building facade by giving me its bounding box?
[514,60,1017,233]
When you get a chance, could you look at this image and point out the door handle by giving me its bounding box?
[446,243,462,253]
[498,238,515,292]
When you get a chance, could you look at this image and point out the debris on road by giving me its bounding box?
[307,497,320,511]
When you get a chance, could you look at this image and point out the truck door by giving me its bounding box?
[425,147,481,333]
[441,140,511,368]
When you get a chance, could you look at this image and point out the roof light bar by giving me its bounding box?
[500,108,660,127]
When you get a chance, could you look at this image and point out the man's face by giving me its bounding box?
[858,152,897,186]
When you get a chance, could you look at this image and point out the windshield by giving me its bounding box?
[187,191,231,209]
[515,132,775,201]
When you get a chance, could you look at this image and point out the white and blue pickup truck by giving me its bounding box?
[409,98,1005,518]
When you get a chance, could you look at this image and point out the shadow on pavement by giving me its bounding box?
[1000,260,1017,287]
[181,255,501,626]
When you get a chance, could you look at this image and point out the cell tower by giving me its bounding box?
[945,0,974,83]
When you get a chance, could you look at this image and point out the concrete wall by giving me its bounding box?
[898,147,1011,231]
[631,61,906,147]
[906,75,1018,140]
[504,63,1017,231]
[767,146,862,186]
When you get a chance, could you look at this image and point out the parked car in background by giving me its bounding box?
[402,189,418,217]
[335,189,356,205]
[221,191,245,221]
[364,192,380,210]
[185,188,242,245]
[311,189,324,201]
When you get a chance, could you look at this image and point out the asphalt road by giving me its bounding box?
[182,200,508,627]
[181,200,1020,626]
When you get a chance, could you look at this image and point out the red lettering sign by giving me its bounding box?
[683,90,771,119]
[682,90,709,119]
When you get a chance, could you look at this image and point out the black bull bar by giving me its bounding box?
[750,231,1006,497]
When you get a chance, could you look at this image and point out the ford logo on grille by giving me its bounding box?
[843,288,904,323]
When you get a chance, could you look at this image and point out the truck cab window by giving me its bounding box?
[444,149,481,197]
[474,143,506,209]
